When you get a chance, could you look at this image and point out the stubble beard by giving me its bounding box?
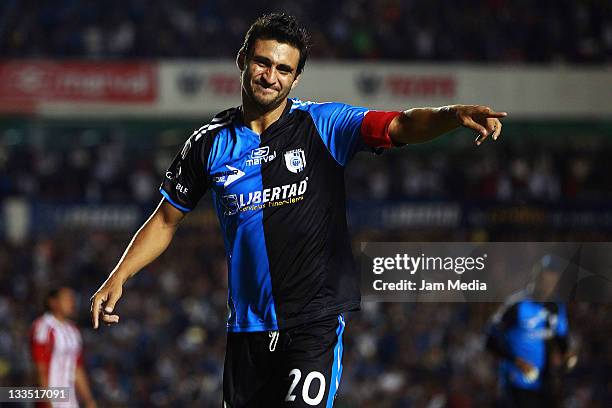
[243,73,290,112]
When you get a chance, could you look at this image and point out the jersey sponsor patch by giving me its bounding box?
[246,146,277,166]
[165,165,182,181]
[221,194,240,216]
[212,165,245,187]
[220,178,309,215]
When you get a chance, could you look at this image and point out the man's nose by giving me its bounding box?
[261,67,277,84]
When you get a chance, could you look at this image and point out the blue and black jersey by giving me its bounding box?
[486,291,569,390]
[160,98,398,333]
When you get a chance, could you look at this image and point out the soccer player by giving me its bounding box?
[90,13,506,407]
[486,255,576,408]
[31,286,96,408]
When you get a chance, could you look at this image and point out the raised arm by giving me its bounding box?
[90,198,185,329]
[389,105,508,146]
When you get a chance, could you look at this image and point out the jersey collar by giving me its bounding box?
[237,98,293,139]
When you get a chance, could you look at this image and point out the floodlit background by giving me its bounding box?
[1,1,612,407]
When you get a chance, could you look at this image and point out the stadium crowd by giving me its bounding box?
[1,1,611,406]
[0,0,611,62]
[1,124,611,205]
[1,230,611,407]
[0,124,611,406]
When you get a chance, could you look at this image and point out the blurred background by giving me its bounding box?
[1,1,612,407]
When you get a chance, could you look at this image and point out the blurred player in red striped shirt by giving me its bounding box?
[30,287,96,408]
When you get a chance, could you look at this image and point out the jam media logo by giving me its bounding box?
[246,146,276,166]
[284,149,306,173]
[221,194,240,216]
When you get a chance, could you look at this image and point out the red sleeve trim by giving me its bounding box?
[360,110,402,148]
[30,324,54,365]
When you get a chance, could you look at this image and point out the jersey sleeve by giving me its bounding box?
[159,131,210,212]
[554,303,569,354]
[304,101,401,166]
[486,302,518,360]
[76,350,84,367]
[555,303,568,336]
[30,321,54,365]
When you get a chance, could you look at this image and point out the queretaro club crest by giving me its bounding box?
[284,149,306,173]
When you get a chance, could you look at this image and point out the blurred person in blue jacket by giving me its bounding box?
[486,255,577,408]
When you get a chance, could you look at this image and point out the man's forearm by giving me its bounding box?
[35,364,48,388]
[389,106,460,145]
[75,366,95,405]
[108,208,178,283]
[34,364,52,407]
[91,200,185,328]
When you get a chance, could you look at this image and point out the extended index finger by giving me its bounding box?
[487,110,508,118]
[91,295,103,329]
[481,107,508,118]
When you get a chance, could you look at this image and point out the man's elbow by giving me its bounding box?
[156,199,186,229]
[388,113,410,144]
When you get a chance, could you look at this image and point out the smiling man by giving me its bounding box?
[90,13,507,407]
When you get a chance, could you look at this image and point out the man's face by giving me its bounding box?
[535,269,561,300]
[50,288,76,319]
[240,39,300,110]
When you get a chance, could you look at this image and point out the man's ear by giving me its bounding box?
[236,51,246,71]
[290,74,301,90]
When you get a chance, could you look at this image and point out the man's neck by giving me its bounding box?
[50,312,66,322]
[242,94,288,135]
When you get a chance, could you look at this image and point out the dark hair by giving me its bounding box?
[44,286,61,311]
[239,13,311,75]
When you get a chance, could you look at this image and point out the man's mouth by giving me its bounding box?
[255,83,278,93]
